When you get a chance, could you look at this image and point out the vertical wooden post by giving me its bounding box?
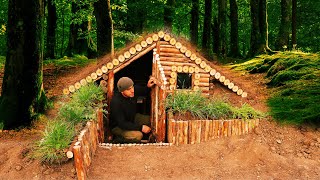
[106,71,114,142]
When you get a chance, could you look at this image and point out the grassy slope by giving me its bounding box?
[230,51,320,125]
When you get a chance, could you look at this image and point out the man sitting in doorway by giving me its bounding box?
[110,76,161,143]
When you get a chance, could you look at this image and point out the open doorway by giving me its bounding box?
[114,51,153,115]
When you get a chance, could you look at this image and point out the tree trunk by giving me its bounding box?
[248,0,270,57]
[276,0,291,50]
[164,0,175,31]
[190,0,199,46]
[94,0,113,57]
[0,0,46,129]
[218,0,227,57]
[212,18,219,54]
[202,0,212,55]
[291,0,297,48]
[45,0,57,59]
[229,0,241,58]
[65,2,89,56]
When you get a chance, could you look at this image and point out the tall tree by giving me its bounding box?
[229,0,241,57]
[190,0,199,45]
[248,0,271,57]
[276,0,291,50]
[292,0,297,48]
[0,0,46,129]
[127,0,145,33]
[45,0,57,59]
[202,0,212,55]
[65,2,90,56]
[218,0,227,57]
[94,0,113,57]
[164,0,175,31]
[212,18,219,54]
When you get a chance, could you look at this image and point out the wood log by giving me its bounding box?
[158,86,166,142]
[129,47,136,54]
[160,52,186,58]
[175,42,182,49]
[160,41,170,45]
[177,66,183,72]
[100,80,107,87]
[97,109,104,143]
[193,86,199,91]
[135,44,142,52]
[107,62,114,70]
[204,66,211,72]
[214,72,221,80]
[75,82,81,90]
[160,57,190,62]
[232,85,239,92]
[199,77,209,83]
[124,51,131,59]
[228,82,234,89]
[177,121,183,145]
[152,34,159,41]
[180,46,187,53]
[146,37,153,44]
[96,69,103,76]
[183,66,189,73]
[102,74,108,80]
[101,65,108,73]
[169,84,176,90]
[169,78,176,85]
[219,76,225,83]
[200,61,207,69]
[208,120,213,140]
[112,59,120,66]
[196,120,202,143]
[91,72,98,80]
[183,121,188,144]
[204,120,210,142]
[194,79,200,86]
[171,65,177,72]
[86,76,92,83]
[80,79,87,86]
[164,34,171,41]
[170,38,176,45]
[237,89,243,96]
[210,69,216,76]
[228,120,232,137]
[198,82,210,87]
[190,54,197,61]
[159,61,202,69]
[214,121,219,137]
[209,83,215,90]
[241,92,248,98]
[73,145,86,180]
[194,73,201,80]
[200,120,205,142]
[223,79,230,86]
[185,50,192,57]
[118,54,125,62]
[195,58,202,65]
[69,85,75,93]
[188,120,195,144]
[170,72,177,78]
[159,48,181,54]
[158,31,165,38]
[188,66,195,73]
[141,40,148,47]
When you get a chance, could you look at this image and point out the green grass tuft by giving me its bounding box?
[0,56,5,69]
[165,90,263,120]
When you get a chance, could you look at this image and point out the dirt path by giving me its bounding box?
[0,64,320,179]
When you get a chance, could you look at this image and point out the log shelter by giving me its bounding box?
[62,31,248,143]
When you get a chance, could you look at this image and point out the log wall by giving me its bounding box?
[69,109,104,180]
[167,113,260,145]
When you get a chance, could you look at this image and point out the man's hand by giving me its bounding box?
[142,125,151,133]
[147,76,162,88]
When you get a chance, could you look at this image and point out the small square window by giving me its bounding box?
[177,73,192,89]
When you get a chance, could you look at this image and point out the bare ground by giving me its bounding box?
[0,63,320,180]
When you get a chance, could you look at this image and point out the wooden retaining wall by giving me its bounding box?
[167,117,260,145]
[68,109,104,180]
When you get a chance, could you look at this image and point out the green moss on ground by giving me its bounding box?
[230,51,320,125]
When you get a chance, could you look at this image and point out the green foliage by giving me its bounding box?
[165,90,263,120]
[0,55,5,68]
[44,55,93,68]
[34,83,106,164]
[231,51,320,125]
[33,120,75,164]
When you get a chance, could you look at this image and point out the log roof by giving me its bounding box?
[62,31,247,98]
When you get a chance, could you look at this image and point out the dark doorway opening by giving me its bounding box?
[114,51,153,115]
